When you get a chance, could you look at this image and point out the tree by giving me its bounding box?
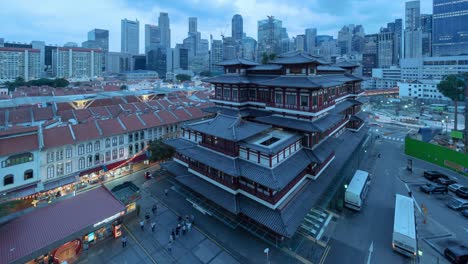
[53,78,69,88]
[176,74,191,82]
[120,85,128,90]
[261,52,277,64]
[437,74,466,131]
[199,71,213,77]
[147,139,175,162]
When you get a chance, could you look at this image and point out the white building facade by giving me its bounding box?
[52,47,103,79]
[400,56,468,81]
[0,47,41,81]
[398,79,450,100]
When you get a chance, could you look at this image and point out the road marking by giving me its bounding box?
[366,241,374,264]
[122,224,158,264]
[319,245,331,264]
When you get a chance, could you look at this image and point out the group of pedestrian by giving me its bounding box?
[167,214,195,253]
[123,203,160,248]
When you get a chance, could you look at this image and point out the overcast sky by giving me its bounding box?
[0,0,432,52]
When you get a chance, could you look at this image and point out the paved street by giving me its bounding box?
[327,122,467,264]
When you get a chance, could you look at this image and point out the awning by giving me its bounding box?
[79,166,102,177]
[0,187,126,264]
[0,183,38,199]
[43,174,78,191]
[106,160,128,171]
[130,153,148,163]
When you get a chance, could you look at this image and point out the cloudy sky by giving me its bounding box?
[0,0,432,52]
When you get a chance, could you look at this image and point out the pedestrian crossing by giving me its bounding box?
[381,136,404,142]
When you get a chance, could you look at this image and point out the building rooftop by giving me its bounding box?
[186,114,272,141]
[216,58,259,66]
[240,129,302,154]
[0,186,125,264]
[271,51,329,65]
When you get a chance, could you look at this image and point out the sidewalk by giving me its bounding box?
[76,176,240,264]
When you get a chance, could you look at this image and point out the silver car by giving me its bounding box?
[448,184,464,193]
[446,197,468,211]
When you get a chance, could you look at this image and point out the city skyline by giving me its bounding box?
[0,0,432,52]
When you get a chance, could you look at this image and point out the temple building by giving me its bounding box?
[163,51,367,240]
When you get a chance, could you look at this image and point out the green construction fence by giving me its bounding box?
[405,137,468,176]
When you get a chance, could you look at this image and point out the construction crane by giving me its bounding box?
[220,23,230,40]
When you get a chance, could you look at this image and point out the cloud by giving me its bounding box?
[0,0,433,52]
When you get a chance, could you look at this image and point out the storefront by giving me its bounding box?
[0,186,126,264]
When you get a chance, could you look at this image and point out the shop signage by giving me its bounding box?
[88,232,95,242]
[93,211,124,227]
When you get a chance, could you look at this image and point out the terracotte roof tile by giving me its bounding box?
[71,121,101,141]
[97,118,126,137]
[42,125,74,149]
[32,107,54,121]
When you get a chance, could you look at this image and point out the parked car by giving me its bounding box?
[447,198,468,211]
[420,183,448,194]
[462,209,468,218]
[449,184,465,193]
[436,177,458,186]
[424,171,450,181]
[456,187,468,199]
[444,244,468,264]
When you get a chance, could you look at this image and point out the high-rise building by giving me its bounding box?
[338,25,353,55]
[0,38,4,47]
[420,14,432,57]
[52,47,103,78]
[121,19,140,55]
[189,17,198,34]
[257,17,283,59]
[222,37,237,60]
[241,36,257,61]
[159,12,171,49]
[31,41,45,77]
[232,14,243,42]
[404,1,422,58]
[145,24,161,53]
[305,28,317,53]
[174,44,189,71]
[210,37,223,73]
[295,35,305,51]
[378,31,394,68]
[146,47,167,78]
[0,47,41,81]
[432,0,468,56]
[64,42,78,48]
[87,29,109,52]
[106,52,132,73]
[362,33,379,77]
[393,19,403,64]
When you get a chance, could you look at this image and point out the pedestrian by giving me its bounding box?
[182,224,186,235]
[409,191,412,197]
[175,227,180,238]
[140,220,144,231]
[167,241,172,253]
[377,153,381,158]
[151,221,156,232]
[152,204,158,215]
[178,216,182,222]
[169,234,174,243]
[121,235,127,248]
[187,222,192,232]
[164,189,168,196]
[171,229,176,240]
[145,211,150,222]
[190,214,194,225]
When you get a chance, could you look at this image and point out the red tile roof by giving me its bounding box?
[0,110,5,126]
[118,115,146,132]
[57,109,76,122]
[0,133,39,156]
[103,85,120,91]
[97,119,126,137]
[106,105,123,118]
[71,122,101,142]
[0,126,38,137]
[56,102,74,112]
[42,125,75,149]
[139,113,163,127]
[172,108,192,121]
[156,99,171,109]
[89,106,110,118]
[146,101,162,109]
[156,110,179,125]
[0,187,125,264]
[124,96,139,103]
[8,107,32,124]
[73,109,92,122]
[121,103,138,113]
[185,107,208,119]
[32,107,54,121]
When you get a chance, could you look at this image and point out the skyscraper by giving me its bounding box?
[404,1,422,58]
[159,12,171,49]
[257,16,282,59]
[241,36,257,61]
[432,0,468,56]
[378,30,395,68]
[121,19,140,55]
[232,14,243,42]
[305,28,317,53]
[210,37,223,73]
[420,14,432,57]
[295,35,305,51]
[393,19,403,64]
[87,29,109,52]
[189,17,198,34]
[338,25,353,55]
[145,24,161,53]
[362,34,378,76]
